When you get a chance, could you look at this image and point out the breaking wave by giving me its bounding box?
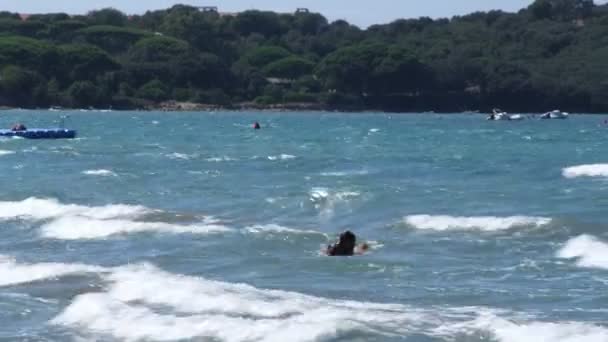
[267,154,296,161]
[244,224,326,236]
[557,235,608,270]
[0,255,104,287]
[436,311,608,342]
[50,263,608,342]
[0,150,15,156]
[0,198,230,240]
[52,263,432,341]
[563,164,608,178]
[309,187,361,219]
[404,215,552,231]
[82,169,117,177]
[309,188,360,202]
[166,152,196,160]
[206,156,237,162]
[40,216,231,240]
[0,198,150,221]
[320,170,369,177]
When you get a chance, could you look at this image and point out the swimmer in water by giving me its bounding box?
[253,121,261,129]
[326,230,369,256]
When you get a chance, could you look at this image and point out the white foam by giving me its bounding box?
[557,235,608,270]
[0,198,150,221]
[166,152,194,160]
[563,164,608,178]
[309,187,330,201]
[267,154,296,161]
[0,255,104,287]
[440,311,608,342]
[40,216,231,240]
[0,150,15,156]
[320,170,369,177]
[404,215,551,231]
[337,191,360,198]
[82,169,117,177]
[40,263,608,341]
[245,224,325,236]
[369,128,380,133]
[206,156,237,162]
[53,263,431,341]
[309,188,360,202]
[309,188,361,219]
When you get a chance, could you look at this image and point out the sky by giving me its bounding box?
[3,0,537,27]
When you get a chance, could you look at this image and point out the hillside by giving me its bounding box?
[0,0,607,112]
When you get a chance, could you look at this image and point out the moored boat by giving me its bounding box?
[540,110,569,119]
[487,109,524,121]
[0,128,77,139]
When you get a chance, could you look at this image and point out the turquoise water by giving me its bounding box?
[0,110,607,341]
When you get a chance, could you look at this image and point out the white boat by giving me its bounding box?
[540,110,569,119]
[487,109,523,121]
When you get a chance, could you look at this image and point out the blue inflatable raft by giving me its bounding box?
[0,128,77,139]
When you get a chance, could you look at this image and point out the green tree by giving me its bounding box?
[128,36,190,63]
[77,26,151,53]
[136,79,168,102]
[233,11,286,37]
[88,8,128,27]
[0,36,56,71]
[529,0,594,20]
[294,12,328,35]
[68,80,99,107]
[263,56,314,79]
[316,42,387,93]
[58,44,119,82]
[0,66,44,106]
[46,78,61,105]
[243,46,292,67]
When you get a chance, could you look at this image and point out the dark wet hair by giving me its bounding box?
[328,230,357,256]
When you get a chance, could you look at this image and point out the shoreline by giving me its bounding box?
[0,103,603,115]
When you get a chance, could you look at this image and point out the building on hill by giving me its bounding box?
[266,77,294,85]
[197,6,218,13]
[195,7,312,16]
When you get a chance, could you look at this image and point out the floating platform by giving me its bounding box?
[0,128,77,139]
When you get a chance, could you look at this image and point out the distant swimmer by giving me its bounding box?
[253,121,261,130]
[326,230,369,256]
[10,123,27,131]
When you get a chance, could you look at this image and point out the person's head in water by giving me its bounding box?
[327,230,357,256]
[253,121,261,129]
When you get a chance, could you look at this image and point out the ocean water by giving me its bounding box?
[0,110,607,342]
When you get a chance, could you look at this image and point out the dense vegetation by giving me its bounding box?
[1,0,607,112]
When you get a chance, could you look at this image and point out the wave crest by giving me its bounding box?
[557,235,608,270]
[267,154,296,161]
[0,256,104,287]
[36,262,608,342]
[82,169,117,177]
[53,263,430,341]
[245,224,326,236]
[40,216,231,240]
[563,164,608,178]
[404,215,552,231]
[437,311,608,342]
[0,150,15,156]
[0,198,150,221]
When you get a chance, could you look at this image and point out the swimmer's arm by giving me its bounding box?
[355,243,370,255]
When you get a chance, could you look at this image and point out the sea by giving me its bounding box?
[0,110,607,342]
